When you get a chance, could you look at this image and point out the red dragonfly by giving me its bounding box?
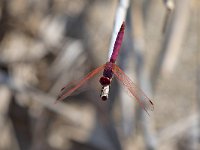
[57,22,154,114]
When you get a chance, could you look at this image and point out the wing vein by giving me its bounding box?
[56,64,105,102]
[112,64,154,115]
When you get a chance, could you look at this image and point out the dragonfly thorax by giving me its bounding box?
[103,62,114,78]
[100,62,113,86]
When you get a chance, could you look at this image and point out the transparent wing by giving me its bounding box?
[56,64,105,102]
[112,64,154,115]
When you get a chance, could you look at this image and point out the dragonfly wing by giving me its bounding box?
[56,64,105,102]
[112,64,154,115]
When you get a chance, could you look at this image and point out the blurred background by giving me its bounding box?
[0,0,199,150]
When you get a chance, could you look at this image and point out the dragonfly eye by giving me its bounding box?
[101,96,108,101]
[99,76,111,86]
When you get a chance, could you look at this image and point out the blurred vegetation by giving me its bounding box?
[0,0,199,150]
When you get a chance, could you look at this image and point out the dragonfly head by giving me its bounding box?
[101,95,108,101]
[99,76,111,86]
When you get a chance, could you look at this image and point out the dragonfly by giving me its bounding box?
[56,22,154,115]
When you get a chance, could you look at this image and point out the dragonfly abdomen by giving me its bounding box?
[110,22,125,63]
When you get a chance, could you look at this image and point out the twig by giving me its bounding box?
[162,0,175,34]
[27,88,92,127]
[130,1,156,149]
[163,0,175,11]
[161,0,190,75]
[152,0,191,88]
[108,0,130,60]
